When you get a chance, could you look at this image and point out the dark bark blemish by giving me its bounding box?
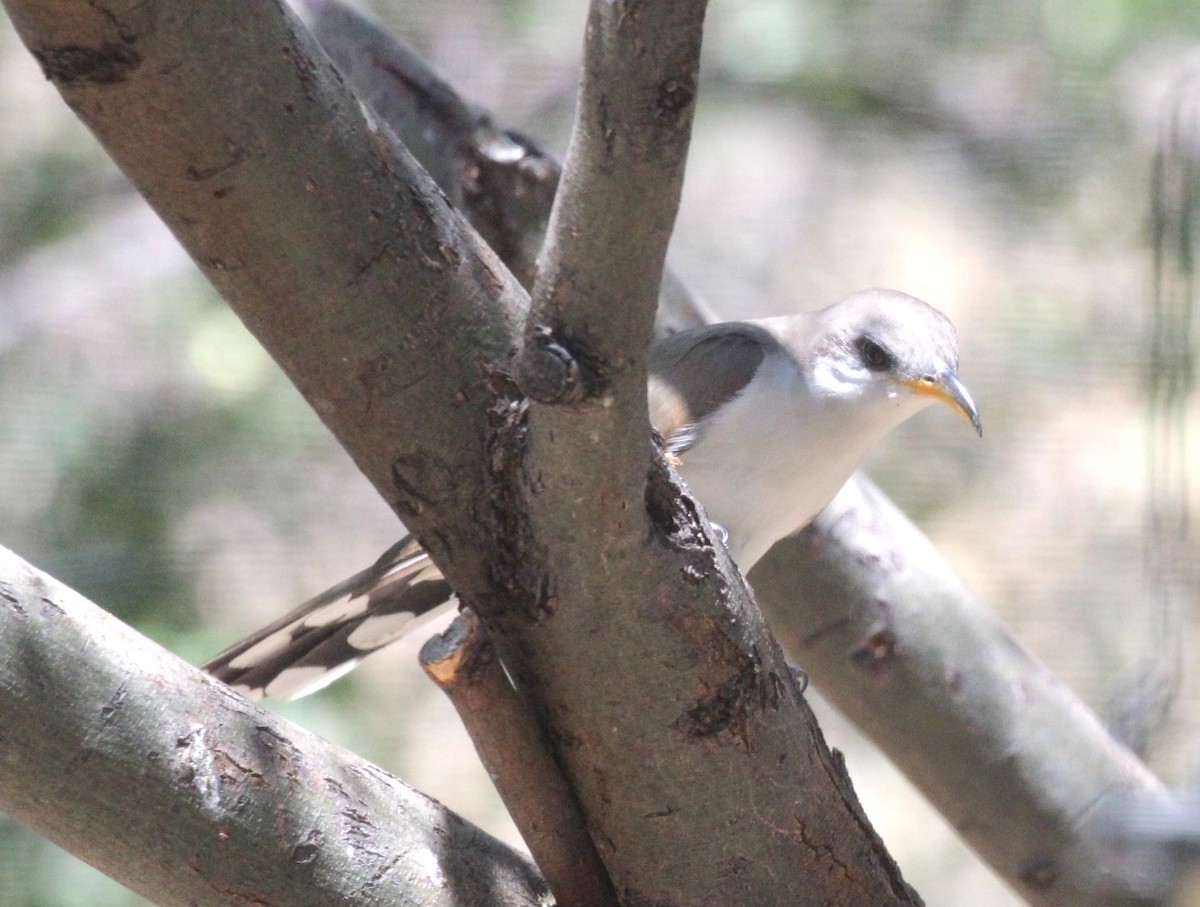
[597,93,616,157]
[850,625,897,673]
[99,683,128,723]
[656,76,695,119]
[390,449,456,520]
[480,368,550,623]
[291,830,322,865]
[1,584,27,617]
[1020,857,1058,891]
[644,455,711,559]
[405,184,460,271]
[200,256,246,273]
[676,653,760,749]
[358,351,429,414]
[185,142,252,182]
[282,41,319,97]
[34,42,142,84]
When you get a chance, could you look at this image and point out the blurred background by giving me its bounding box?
[2,0,1199,903]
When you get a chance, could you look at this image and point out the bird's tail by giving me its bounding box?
[201,535,457,700]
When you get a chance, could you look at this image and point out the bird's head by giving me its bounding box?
[806,288,982,437]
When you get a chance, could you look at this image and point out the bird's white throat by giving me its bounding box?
[674,348,934,571]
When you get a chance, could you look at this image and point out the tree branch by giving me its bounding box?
[0,546,548,907]
[421,611,619,907]
[512,0,710,567]
[528,0,706,357]
[751,476,1168,907]
[7,0,544,620]
[459,3,921,903]
[301,0,716,336]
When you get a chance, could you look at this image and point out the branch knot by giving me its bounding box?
[513,325,590,405]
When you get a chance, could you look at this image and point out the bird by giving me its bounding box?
[204,288,981,700]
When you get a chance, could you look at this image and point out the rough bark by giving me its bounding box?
[6,0,526,583]
[479,2,916,903]
[0,546,549,907]
[1,2,919,905]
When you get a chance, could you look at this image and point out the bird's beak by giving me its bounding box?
[901,372,982,437]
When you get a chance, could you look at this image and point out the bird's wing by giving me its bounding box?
[647,321,777,454]
[202,535,456,700]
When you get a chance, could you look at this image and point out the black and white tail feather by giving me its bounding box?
[202,535,457,700]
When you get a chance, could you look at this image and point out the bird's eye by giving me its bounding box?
[856,336,894,372]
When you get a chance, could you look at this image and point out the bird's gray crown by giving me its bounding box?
[811,288,960,379]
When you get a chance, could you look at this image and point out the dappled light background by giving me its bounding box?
[2,0,1199,904]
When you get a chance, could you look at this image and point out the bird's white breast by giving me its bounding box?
[673,350,926,571]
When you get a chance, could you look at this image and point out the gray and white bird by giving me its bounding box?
[204,288,981,700]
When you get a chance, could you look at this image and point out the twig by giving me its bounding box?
[421,611,620,907]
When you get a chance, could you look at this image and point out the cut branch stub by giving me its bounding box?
[513,324,594,405]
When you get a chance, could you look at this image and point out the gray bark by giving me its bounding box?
[300,0,717,335]
[0,546,549,907]
[752,478,1169,906]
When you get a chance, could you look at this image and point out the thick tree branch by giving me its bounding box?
[299,0,550,293]
[752,477,1168,907]
[461,4,922,904]
[4,0,526,602]
[0,546,548,907]
[3,1,920,904]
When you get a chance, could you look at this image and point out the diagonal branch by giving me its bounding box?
[299,0,553,293]
[0,546,548,907]
[752,478,1168,907]
[3,0,522,601]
